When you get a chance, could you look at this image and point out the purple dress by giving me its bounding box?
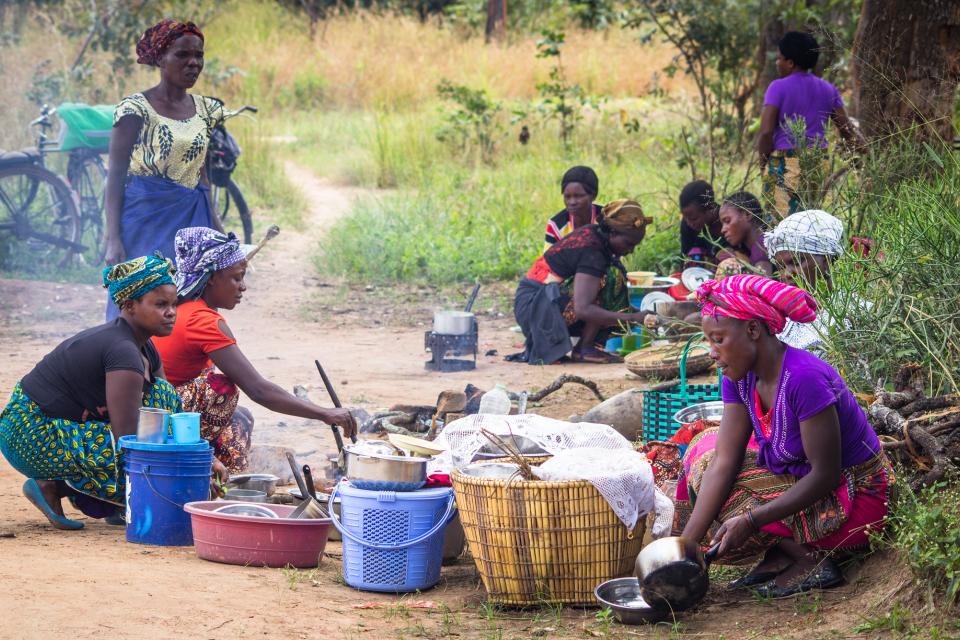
[721,345,881,477]
[764,72,844,150]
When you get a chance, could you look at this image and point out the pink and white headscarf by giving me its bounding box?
[696,274,818,334]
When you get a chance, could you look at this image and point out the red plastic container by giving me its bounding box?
[184,501,331,568]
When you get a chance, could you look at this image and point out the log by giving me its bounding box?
[874,390,919,410]
[907,423,950,488]
[901,395,960,418]
[906,409,960,429]
[868,403,907,436]
[527,374,606,403]
[893,362,924,394]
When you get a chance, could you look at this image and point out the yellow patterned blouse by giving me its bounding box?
[113,93,224,189]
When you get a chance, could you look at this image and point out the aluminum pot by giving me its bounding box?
[343,445,432,491]
[433,310,474,335]
[227,473,279,496]
[634,536,719,611]
[137,407,170,443]
[672,401,724,426]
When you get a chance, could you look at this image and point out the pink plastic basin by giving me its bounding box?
[184,501,331,568]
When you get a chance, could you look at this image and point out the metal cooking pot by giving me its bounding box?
[634,537,719,611]
[343,445,432,491]
[137,407,170,443]
[433,310,474,335]
[227,473,279,496]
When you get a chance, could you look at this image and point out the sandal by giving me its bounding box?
[23,479,84,530]
[752,557,843,598]
[570,347,623,364]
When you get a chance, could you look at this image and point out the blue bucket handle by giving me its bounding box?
[328,483,456,551]
[139,464,190,510]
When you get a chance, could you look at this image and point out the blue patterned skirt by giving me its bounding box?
[0,381,182,505]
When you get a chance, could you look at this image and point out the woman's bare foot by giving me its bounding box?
[771,540,821,587]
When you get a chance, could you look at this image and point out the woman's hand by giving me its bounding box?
[104,236,125,265]
[711,513,755,557]
[643,314,660,329]
[210,459,229,497]
[322,407,358,439]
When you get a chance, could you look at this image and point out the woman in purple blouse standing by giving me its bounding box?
[758,31,864,218]
[673,275,892,597]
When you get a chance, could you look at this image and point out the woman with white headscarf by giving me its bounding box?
[765,210,846,355]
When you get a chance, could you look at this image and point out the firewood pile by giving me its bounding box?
[869,363,960,488]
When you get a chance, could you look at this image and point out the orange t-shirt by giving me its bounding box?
[154,299,237,387]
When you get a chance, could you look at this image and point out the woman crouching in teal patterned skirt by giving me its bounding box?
[0,255,228,530]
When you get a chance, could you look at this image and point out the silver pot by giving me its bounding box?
[343,445,431,491]
[227,473,279,496]
[634,536,719,611]
[594,577,666,625]
[672,401,724,426]
[137,407,170,443]
[433,310,474,335]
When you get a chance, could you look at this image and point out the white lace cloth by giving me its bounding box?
[435,414,660,530]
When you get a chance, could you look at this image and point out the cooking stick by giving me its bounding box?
[315,359,357,446]
[243,225,280,261]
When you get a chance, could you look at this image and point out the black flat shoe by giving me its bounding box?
[753,558,844,598]
[728,571,779,590]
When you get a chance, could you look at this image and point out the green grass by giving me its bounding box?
[298,99,687,285]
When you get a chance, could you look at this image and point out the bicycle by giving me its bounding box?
[0,105,86,271]
[207,104,257,244]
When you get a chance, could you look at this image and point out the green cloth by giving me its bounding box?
[57,102,115,151]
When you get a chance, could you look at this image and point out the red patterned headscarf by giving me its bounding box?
[696,274,817,334]
[136,19,204,67]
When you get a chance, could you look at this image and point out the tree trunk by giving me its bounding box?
[485,0,507,43]
[851,0,960,141]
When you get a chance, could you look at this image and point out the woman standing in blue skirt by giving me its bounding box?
[103,19,225,320]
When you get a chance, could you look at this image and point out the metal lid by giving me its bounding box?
[118,434,211,452]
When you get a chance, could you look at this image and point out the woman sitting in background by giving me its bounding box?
[515,200,653,364]
[544,166,603,252]
[766,209,846,357]
[0,256,226,530]
[675,275,891,597]
[153,227,356,472]
[716,192,773,276]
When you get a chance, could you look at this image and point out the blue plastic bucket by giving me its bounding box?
[119,434,212,546]
[330,482,455,592]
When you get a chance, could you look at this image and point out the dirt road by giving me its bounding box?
[0,164,898,639]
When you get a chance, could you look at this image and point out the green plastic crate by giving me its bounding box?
[641,333,721,442]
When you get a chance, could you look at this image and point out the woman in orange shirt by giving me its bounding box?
[154,227,355,471]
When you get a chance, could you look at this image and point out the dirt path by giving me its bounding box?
[0,164,898,639]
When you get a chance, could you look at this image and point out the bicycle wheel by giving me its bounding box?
[67,152,106,265]
[0,164,81,271]
[215,178,253,243]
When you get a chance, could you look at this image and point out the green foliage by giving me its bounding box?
[311,103,682,285]
[435,80,503,164]
[815,140,960,395]
[533,29,591,149]
[884,483,960,605]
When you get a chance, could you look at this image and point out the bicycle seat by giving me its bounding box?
[0,147,41,169]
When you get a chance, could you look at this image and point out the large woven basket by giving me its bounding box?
[624,341,714,379]
[451,461,645,606]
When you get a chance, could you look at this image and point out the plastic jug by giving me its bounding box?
[478,384,511,415]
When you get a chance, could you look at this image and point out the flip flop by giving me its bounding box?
[22,479,84,530]
[570,348,623,364]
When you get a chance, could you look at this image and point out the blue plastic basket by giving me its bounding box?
[330,482,455,593]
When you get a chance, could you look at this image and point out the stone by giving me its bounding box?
[577,388,645,441]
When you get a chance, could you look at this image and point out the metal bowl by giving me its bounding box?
[213,503,279,518]
[672,401,724,426]
[223,488,267,503]
[594,577,666,625]
[459,462,522,480]
[227,473,279,496]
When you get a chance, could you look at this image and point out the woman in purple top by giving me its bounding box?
[716,192,773,276]
[758,31,864,217]
[673,275,892,597]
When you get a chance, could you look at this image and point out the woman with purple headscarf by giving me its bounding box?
[154,227,356,472]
